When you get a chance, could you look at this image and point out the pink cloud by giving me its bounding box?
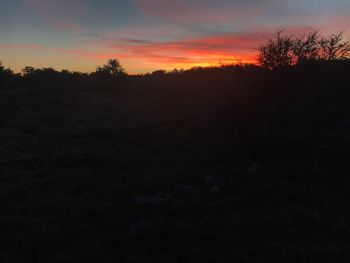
[103,25,191,41]
[113,32,265,54]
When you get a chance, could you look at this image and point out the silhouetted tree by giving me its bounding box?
[22,66,36,77]
[258,30,294,69]
[292,31,320,63]
[169,68,185,75]
[258,30,350,69]
[151,70,167,75]
[0,61,4,83]
[96,59,126,76]
[0,61,15,84]
[319,32,350,60]
[0,62,13,75]
[61,69,71,75]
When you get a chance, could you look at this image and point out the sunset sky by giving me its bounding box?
[1,0,349,74]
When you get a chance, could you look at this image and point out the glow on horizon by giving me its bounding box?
[0,44,258,74]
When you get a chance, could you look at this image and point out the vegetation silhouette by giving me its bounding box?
[258,30,350,69]
[1,30,350,262]
[94,58,126,77]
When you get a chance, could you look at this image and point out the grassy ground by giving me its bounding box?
[1,65,350,262]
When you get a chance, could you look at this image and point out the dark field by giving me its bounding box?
[1,63,350,262]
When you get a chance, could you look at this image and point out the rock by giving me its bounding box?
[133,194,169,205]
[206,176,223,187]
[209,185,221,194]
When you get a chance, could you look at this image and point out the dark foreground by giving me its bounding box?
[1,63,350,262]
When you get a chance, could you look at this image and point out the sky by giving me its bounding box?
[1,0,349,74]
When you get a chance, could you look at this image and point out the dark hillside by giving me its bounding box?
[1,61,350,262]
